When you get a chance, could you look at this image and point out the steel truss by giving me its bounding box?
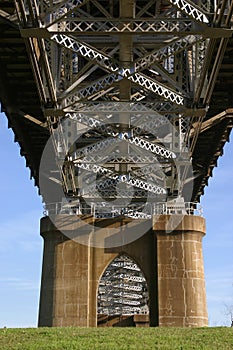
[67,110,171,135]
[15,0,233,218]
[134,35,200,72]
[50,33,185,106]
[16,0,233,213]
[167,0,209,23]
[16,0,233,205]
[66,112,176,159]
[76,162,166,195]
[47,18,205,34]
[65,101,183,114]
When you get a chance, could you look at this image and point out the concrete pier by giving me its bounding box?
[153,215,208,327]
[38,214,208,327]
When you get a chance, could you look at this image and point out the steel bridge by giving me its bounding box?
[0,0,233,327]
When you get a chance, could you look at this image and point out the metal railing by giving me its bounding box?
[43,200,203,218]
[153,201,203,216]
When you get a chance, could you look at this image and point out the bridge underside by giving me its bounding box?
[0,0,232,202]
[0,0,233,327]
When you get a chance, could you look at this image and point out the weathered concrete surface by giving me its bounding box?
[38,214,208,327]
[134,314,150,327]
[153,215,208,327]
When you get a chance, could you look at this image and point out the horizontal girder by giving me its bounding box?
[46,19,205,35]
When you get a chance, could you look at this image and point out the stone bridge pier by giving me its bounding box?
[38,214,208,327]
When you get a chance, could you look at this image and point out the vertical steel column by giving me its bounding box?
[118,0,135,175]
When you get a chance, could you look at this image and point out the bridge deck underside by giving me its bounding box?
[0,0,232,202]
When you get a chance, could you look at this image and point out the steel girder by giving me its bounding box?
[46,18,205,34]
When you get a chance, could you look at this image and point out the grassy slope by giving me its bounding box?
[0,327,232,350]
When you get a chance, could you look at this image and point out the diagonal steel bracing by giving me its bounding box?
[76,161,166,195]
[14,0,233,212]
[167,0,209,23]
[50,33,186,105]
[66,111,176,160]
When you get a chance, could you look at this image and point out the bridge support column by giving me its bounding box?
[38,217,97,327]
[153,215,208,327]
[38,214,207,327]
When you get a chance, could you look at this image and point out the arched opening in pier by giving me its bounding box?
[97,254,149,327]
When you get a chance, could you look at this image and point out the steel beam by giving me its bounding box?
[46,18,205,35]
[167,0,209,23]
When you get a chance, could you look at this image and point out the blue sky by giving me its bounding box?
[0,111,232,327]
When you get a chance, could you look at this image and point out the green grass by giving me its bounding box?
[0,327,232,350]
